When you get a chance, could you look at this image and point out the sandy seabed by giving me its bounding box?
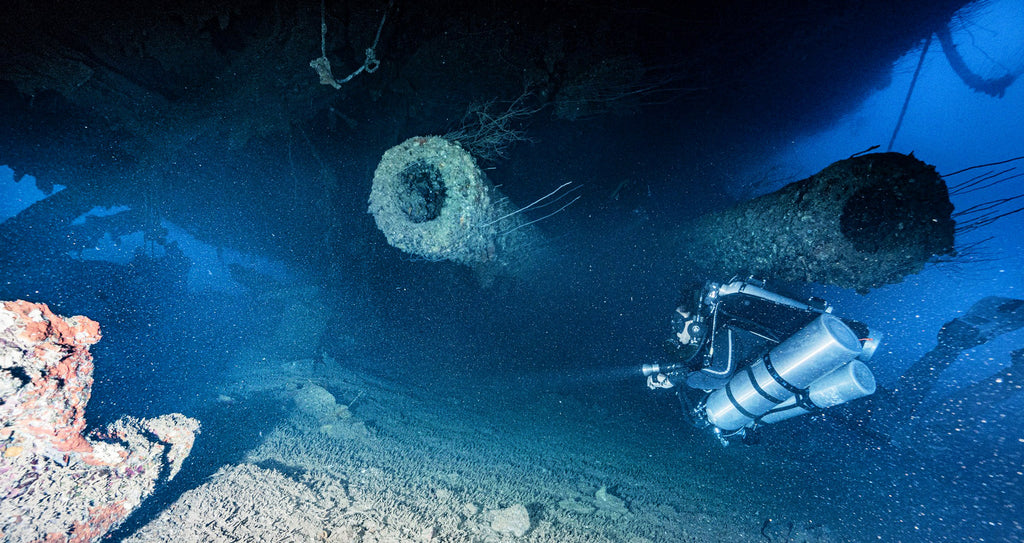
[123,351,862,543]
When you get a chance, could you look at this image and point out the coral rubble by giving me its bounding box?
[0,300,200,543]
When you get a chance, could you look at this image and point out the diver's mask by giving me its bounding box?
[670,307,706,361]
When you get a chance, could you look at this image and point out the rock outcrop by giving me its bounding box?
[0,300,200,543]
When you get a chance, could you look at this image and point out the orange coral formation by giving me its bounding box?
[3,300,101,345]
[2,300,99,456]
[1,300,200,542]
[62,503,128,543]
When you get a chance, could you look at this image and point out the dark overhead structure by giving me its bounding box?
[0,1,970,275]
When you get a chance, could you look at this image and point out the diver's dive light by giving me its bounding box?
[703,313,863,431]
[641,362,683,377]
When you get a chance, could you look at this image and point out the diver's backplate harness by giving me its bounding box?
[642,278,881,445]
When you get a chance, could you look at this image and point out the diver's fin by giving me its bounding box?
[938,297,1024,351]
[894,297,1024,416]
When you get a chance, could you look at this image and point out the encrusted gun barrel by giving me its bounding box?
[368,136,543,278]
[676,152,955,292]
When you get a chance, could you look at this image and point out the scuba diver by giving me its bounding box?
[642,277,882,445]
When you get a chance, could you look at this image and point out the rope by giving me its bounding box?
[887,34,931,152]
[320,0,327,59]
[311,0,392,89]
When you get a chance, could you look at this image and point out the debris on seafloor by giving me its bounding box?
[0,300,200,543]
[489,503,531,537]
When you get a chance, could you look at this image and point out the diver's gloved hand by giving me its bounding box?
[646,373,674,390]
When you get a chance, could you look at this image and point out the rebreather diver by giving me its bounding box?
[642,277,881,445]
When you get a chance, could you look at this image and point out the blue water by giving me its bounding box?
[2,0,1023,541]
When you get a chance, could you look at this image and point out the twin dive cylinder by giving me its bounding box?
[703,314,876,431]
